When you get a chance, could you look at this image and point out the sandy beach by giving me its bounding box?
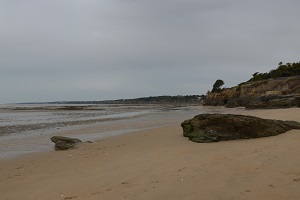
[1,107,300,200]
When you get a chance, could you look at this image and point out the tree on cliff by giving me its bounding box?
[249,61,300,82]
[211,79,224,93]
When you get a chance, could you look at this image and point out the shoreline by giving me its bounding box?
[1,107,300,199]
[0,106,206,159]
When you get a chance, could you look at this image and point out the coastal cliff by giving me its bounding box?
[203,76,300,108]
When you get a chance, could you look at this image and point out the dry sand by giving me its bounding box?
[1,108,300,200]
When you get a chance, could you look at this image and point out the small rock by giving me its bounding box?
[50,136,82,150]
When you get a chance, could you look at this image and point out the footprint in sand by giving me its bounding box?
[64,196,78,200]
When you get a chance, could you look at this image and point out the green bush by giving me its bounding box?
[248,62,300,82]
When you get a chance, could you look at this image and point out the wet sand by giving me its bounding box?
[0,106,203,159]
[1,107,300,200]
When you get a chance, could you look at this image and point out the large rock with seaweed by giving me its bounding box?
[181,114,300,143]
[50,136,82,150]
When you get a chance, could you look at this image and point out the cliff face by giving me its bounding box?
[204,76,300,108]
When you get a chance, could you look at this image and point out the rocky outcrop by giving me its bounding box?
[203,76,300,109]
[246,95,300,109]
[181,114,300,143]
[50,136,82,150]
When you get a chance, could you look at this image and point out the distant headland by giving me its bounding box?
[22,95,202,106]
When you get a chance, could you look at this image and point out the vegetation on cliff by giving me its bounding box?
[211,79,225,93]
[249,62,300,82]
[204,61,300,108]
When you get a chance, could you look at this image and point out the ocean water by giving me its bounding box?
[0,104,153,127]
[0,104,212,159]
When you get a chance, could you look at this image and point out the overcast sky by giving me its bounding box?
[1,0,299,103]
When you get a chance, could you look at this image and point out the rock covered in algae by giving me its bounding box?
[181,114,300,143]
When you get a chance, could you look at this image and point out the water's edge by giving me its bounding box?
[0,104,215,159]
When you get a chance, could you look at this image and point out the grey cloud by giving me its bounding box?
[1,0,300,103]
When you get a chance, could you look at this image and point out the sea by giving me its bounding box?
[0,103,218,159]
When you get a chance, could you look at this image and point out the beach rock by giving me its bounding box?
[225,96,255,108]
[246,95,300,109]
[181,114,300,143]
[295,96,300,107]
[50,136,82,150]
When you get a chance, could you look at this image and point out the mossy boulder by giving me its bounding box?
[181,114,300,143]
